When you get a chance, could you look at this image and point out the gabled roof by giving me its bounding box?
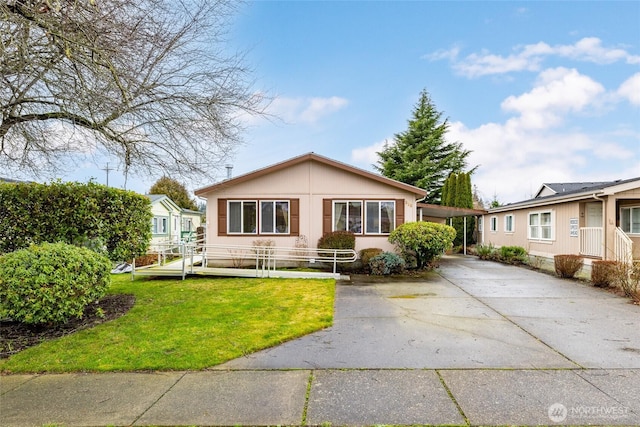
[194,152,427,197]
[535,182,614,198]
[490,177,640,213]
[146,194,182,212]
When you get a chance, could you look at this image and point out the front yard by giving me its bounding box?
[0,275,335,373]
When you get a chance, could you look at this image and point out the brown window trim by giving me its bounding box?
[218,198,299,236]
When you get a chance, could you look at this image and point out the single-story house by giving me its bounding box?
[194,153,429,254]
[147,194,202,249]
[481,177,640,264]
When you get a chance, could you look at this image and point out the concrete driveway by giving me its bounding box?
[217,255,640,370]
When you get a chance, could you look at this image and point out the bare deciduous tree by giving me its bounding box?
[1,0,264,181]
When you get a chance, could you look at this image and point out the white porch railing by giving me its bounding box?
[580,227,603,257]
[614,227,633,265]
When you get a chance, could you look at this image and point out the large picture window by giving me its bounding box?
[365,201,395,234]
[621,206,640,234]
[529,211,553,240]
[261,201,290,234]
[228,201,257,234]
[227,200,291,235]
[333,201,362,233]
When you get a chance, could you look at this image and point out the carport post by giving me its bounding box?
[463,216,467,255]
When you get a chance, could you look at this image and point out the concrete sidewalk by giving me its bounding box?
[2,368,639,426]
[2,255,639,426]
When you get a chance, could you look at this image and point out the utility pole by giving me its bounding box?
[101,163,114,187]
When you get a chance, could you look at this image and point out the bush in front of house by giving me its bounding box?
[369,252,405,275]
[0,242,111,325]
[554,254,584,278]
[359,248,383,272]
[317,231,356,257]
[474,243,496,260]
[388,222,456,269]
[498,246,528,264]
[0,180,152,262]
[591,260,619,287]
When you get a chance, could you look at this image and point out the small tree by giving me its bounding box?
[149,177,198,211]
[388,222,456,269]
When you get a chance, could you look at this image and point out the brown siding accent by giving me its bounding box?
[396,199,405,228]
[323,199,332,235]
[217,199,227,236]
[290,199,300,236]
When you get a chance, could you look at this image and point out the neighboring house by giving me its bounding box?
[194,153,427,253]
[147,194,202,249]
[481,178,640,264]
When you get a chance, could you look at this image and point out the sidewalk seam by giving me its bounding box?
[436,369,469,426]
[131,371,187,426]
[300,370,314,425]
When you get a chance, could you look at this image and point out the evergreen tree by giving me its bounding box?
[149,177,198,211]
[376,89,473,204]
[442,172,476,246]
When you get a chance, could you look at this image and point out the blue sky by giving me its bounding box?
[64,1,639,205]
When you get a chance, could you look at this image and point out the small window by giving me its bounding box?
[621,206,640,234]
[151,216,168,234]
[490,216,498,232]
[505,214,514,233]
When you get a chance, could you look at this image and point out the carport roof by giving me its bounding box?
[417,203,487,218]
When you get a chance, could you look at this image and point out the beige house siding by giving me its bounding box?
[196,155,423,254]
[483,178,640,262]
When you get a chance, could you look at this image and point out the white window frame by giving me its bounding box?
[528,210,554,241]
[504,214,515,233]
[227,200,257,235]
[333,200,363,234]
[490,216,498,232]
[152,216,168,234]
[260,200,290,234]
[621,206,640,235]
[364,200,396,235]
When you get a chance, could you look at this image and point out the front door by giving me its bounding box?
[586,202,603,227]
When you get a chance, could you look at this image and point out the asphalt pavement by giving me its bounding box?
[2,255,639,426]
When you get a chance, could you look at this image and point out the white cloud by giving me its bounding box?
[269,96,349,124]
[350,139,388,168]
[617,72,640,105]
[431,37,640,78]
[500,68,605,129]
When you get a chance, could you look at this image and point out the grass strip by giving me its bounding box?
[0,275,335,373]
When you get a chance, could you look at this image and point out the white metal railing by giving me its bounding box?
[580,227,603,257]
[133,241,357,279]
[614,227,633,265]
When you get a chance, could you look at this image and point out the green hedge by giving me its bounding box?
[0,242,112,325]
[0,181,151,261]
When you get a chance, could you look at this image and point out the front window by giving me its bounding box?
[621,206,640,234]
[333,201,362,233]
[228,201,257,234]
[529,211,553,240]
[365,201,395,234]
[261,201,290,234]
[152,216,168,234]
[505,214,514,233]
[490,216,498,232]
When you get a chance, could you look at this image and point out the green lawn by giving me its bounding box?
[0,274,335,373]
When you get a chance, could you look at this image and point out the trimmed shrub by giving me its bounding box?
[498,246,528,264]
[0,181,152,261]
[591,260,619,288]
[317,231,356,257]
[388,222,456,269]
[554,254,584,278]
[369,252,405,275]
[0,242,111,325]
[359,248,383,271]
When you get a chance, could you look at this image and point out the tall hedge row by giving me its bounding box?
[0,181,152,261]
